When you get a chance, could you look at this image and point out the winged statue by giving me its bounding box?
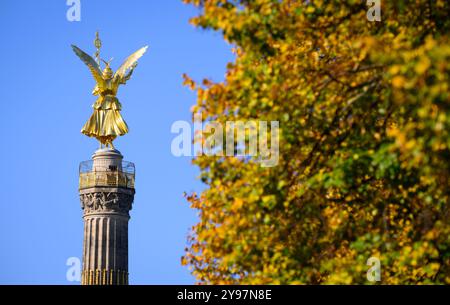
[72,32,148,149]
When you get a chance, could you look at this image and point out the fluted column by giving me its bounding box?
[79,149,135,285]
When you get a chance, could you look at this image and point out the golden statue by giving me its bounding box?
[72,32,148,148]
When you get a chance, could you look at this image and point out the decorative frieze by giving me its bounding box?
[79,189,134,214]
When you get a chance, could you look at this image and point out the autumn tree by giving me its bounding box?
[182,0,450,284]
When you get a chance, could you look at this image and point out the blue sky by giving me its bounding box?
[0,1,233,284]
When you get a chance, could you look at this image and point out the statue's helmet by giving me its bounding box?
[101,59,113,79]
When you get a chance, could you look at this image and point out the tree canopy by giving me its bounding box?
[182,0,450,284]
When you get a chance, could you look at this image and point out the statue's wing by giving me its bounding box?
[114,46,148,80]
[71,45,105,87]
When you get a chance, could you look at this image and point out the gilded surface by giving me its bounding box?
[72,33,147,148]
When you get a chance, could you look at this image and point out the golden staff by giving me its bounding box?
[94,31,102,66]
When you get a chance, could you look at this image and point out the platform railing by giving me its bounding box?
[79,160,135,190]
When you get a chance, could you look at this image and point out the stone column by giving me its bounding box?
[78,148,135,285]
